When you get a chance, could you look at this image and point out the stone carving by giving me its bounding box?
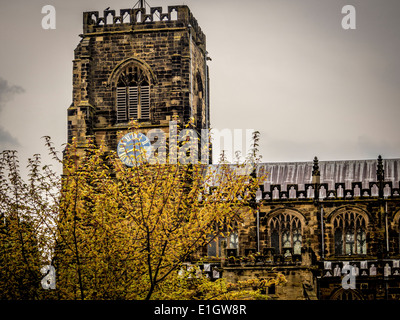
[370,264,377,276]
[272,187,279,200]
[354,184,361,197]
[384,184,391,198]
[337,185,344,198]
[307,186,314,199]
[319,186,326,199]
[371,184,379,197]
[289,186,296,199]
[333,264,341,277]
[384,263,391,277]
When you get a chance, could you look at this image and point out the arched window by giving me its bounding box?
[333,211,367,255]
[269,212,302,255]
[116,65,150,122]
[330,288,364,300]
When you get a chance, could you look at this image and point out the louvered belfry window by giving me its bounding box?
[116,65,150,122]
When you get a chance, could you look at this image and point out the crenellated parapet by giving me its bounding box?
[257,180,400,202]
[82,5,206,47]
[69,3,210,156]
[255,157,400,202]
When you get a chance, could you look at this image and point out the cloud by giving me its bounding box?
[0,77,24,108]
[0,77,24,148]
[0,126,20,148]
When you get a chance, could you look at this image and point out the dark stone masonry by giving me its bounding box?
[68,5,209,154]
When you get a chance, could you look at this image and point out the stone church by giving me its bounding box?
[68,4,209,158]
[67,3,400,300]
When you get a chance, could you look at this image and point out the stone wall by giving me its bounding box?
[68,5,209,153]
[230,192,400,299]
[223,266,316,300]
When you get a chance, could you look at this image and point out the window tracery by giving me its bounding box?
[333,211,367,255]
[116,64,150,122]
[269,212,302,255]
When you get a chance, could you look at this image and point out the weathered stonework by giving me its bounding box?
[68,5,210,154]
[67,4,400,301]
[224,157,400,300]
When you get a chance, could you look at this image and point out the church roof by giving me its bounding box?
[257,158,400,191]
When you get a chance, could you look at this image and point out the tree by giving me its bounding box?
[55,125,266,299]
[0,148,59,299]
[0,126,285,300]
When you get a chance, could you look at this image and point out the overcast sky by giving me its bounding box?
[0,0,399,175]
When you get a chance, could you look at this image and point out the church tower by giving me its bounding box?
[67,4,210,160]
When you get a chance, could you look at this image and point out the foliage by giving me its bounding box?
[0,125,285,300]
[154,266,287,300]
[0,149,59,299]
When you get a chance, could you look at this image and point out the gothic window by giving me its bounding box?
[333,211,367,255]
[116,65,150,122]
[330,288,363,300]
[269,213,302,255]
[207,235,225,257]
[228,231,239,249]
[207,230,238,257]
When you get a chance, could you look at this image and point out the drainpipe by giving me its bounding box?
[257,210,260,253]
[204,52,209,132]
[321,205,325,260]
[385,201,389,254]
[188,24,193,120]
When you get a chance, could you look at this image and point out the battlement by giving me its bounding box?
[257,180,400,202]
[83,5,205,45]
[207,158,400,202]
[255,158,400,202]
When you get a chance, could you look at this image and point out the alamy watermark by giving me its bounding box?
[341,264,356,290]
[342,5,356,30]
[117,121,256,171]
[41,5,56,30]
[41,5,356,31]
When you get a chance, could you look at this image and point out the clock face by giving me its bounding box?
[117,132,152,167]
